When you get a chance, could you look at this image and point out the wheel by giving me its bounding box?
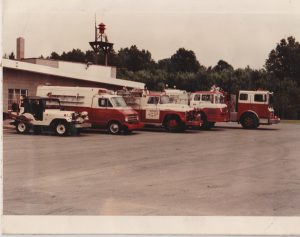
[54,121,69,136]
[165,116,184,132]
[241,114,259,129]
[108,121,121,135]
[16,121,30,134]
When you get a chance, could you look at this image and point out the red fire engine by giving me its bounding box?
[36,86,144,134]
[118,89,201,132]
[225,90,280,129]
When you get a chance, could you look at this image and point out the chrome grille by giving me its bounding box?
[127,114,138,123]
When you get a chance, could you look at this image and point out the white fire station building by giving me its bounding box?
[2,38,145,112]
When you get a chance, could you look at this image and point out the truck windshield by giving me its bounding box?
[110,97,128,107]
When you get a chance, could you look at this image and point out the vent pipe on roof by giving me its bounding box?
[16,37,25,60]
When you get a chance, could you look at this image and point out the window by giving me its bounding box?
[254,94,267,102]
[8,88,28,110]
[147,96,159,104]
[110,97,127,107]
[98,98,113,107]
[239,93,248,101]
[160,95,170,104]
[194,94,200,101]
[202,94,213,103]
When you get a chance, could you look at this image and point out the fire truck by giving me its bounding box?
[164,88,228,129]
[117,89,201,132]
[9,96,90,136]
[36,86,144,134]
[225,90,280,129]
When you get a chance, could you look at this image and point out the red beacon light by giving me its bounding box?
[98,88,108,94]
[98,23,106,34]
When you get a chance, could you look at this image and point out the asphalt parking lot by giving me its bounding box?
[3,122,300,215]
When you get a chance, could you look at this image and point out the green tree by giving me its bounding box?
[213,60,233,72]
[9,52,15,59]
[50,52,60,60]
[117,45,155,71]
[265,36,300,83]
[265,36,300,118]
[169,48,200,73]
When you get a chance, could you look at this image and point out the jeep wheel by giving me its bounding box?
[165,116,184,132]
[241,114,259,129]
[108,121,121,135]
[54,122,69,136]
[16,122,30,134]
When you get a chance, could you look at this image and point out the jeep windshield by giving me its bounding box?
[110,97,128,107]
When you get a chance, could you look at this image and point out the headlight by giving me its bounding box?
[125,116,129,122]
[136,115,139,121]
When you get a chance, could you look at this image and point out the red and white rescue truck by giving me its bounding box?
[224,90,280,129]
[164,87,228,129]
[36,86,144,134]
[117,88,201,132]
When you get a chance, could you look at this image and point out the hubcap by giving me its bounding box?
[18,123,26,132]
[110,123,119,133]
[168,119,177,128]
[56,124,66,134]
[245,117,253,127]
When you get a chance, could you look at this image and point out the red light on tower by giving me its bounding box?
[98,23,106,34]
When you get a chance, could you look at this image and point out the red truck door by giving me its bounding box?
[90,97,113,126]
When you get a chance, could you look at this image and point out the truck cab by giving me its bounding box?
[229,90,280,129]
[11,96,90,136]
[119,89,201,132]
[87,93,143,134]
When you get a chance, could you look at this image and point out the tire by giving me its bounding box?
[165,116,184,132]
[241,114,259,129]
[16,121,30,134]
[108,121,121,135]
[54,121,69,136]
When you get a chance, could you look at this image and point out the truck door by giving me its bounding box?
[91,96,113,126]
[144,96,160,121]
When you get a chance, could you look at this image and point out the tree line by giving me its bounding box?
[43,36,300,119]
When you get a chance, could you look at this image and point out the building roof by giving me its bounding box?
[2,58,145,89]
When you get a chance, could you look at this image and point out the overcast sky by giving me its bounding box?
[2,0,300,69]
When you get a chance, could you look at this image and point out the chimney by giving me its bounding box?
[16,37,25,60]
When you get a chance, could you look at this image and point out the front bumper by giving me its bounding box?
[124,122,144,131]
[185,120,202,127]
[269,117,280,124]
